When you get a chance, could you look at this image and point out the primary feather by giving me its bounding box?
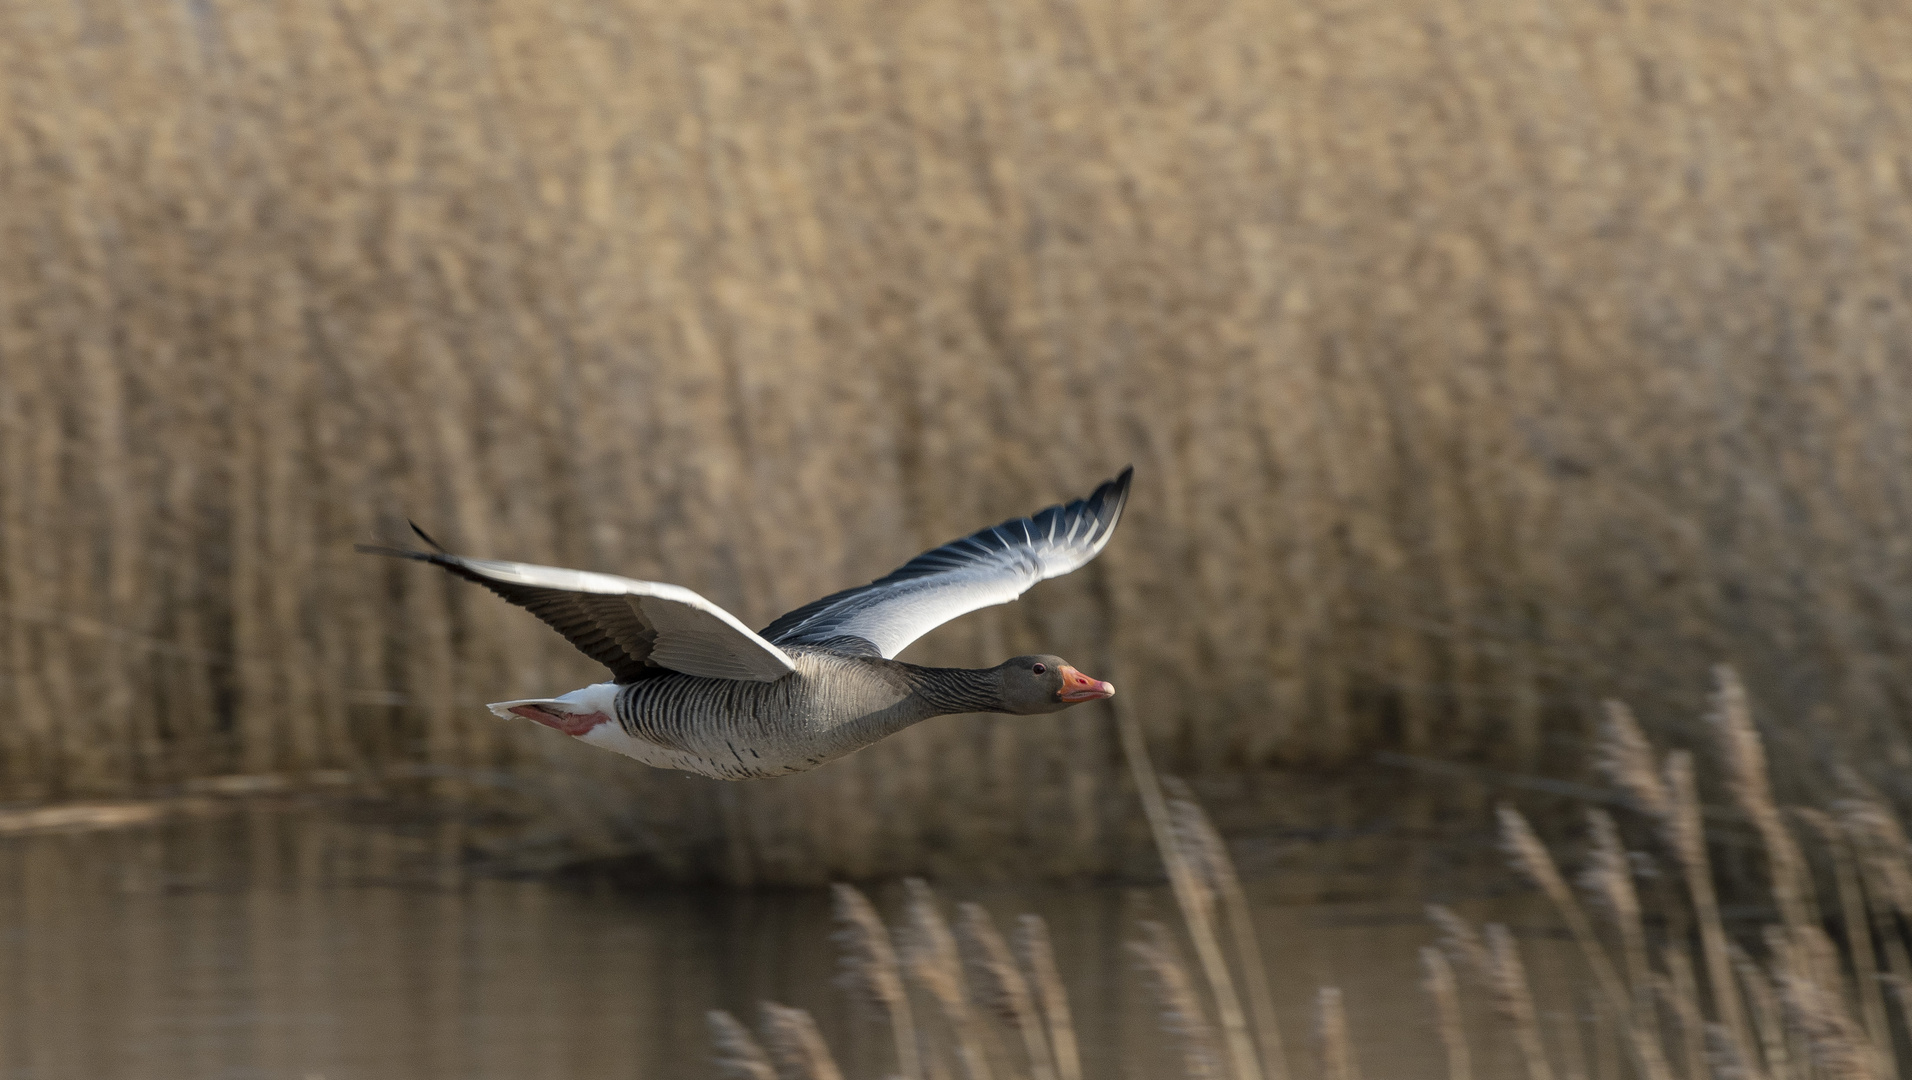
[760,466,1132,658]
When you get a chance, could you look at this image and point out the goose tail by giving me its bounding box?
[488,685,619,736]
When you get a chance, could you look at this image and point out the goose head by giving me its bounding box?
[996,654,1115,714]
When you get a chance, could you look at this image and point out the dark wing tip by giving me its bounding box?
[1101,466,1134,509]
[408,521,452,553]
[1081,465,1134,534]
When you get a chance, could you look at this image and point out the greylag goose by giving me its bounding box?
[360,468,1131,779]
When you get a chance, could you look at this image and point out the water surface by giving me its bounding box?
[0,799,1582,1080]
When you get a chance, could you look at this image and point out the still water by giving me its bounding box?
[0,798,1579,1080]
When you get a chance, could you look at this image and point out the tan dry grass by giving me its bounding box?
[719,686,1912,1080]
[5,0,1912,878]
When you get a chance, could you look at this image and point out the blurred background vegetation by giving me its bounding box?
[3,0,1910,883]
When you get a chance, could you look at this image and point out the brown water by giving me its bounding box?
[0,801,1582,1080]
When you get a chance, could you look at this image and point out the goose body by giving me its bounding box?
[361,468,1131,780]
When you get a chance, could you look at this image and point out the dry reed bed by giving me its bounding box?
[4,0,1912,879]
[727,670,1912,1078]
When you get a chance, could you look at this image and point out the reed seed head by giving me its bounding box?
[708,1010,777,1080]
[1129,921,1221,1080]
[760,1003,848,1080]
[901,878,969,1012]
[831,883,908,1011]
[1598,700,1672,822]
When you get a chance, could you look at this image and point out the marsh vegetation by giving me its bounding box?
[715,672,1912,1079]
[3,0,1910,880]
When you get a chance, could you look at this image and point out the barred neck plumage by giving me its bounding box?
[901,664,1005,716]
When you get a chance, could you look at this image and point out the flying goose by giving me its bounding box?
[360,468,1131,779]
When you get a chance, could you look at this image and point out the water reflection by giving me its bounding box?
[0,801,1577,1079]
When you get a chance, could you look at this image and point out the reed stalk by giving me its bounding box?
[1882,977,1912,1068]
[1556,1000,1590,1080]
[1015,916,1081,1080]
[1662,751,1756,1063]
[1796,808,1892,1073]
[832,883,923,1080]
[1658,949,1708,1080]
[1872,928,1912,1053]
[1764,927,1820,1080]
[1731,941,1795,1080]
[1590,999,1621,1080]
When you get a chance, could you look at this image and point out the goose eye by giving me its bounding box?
[1032,663,1046,674]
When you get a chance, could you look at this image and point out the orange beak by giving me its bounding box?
[1057,665,1116,703]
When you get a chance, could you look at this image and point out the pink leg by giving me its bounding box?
[508,705,611,736]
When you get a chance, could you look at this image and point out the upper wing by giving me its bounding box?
[761,467,1133,658]
[360,538,796,683]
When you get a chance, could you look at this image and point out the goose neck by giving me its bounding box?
[905,664,1004,715]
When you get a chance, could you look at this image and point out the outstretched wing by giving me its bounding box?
[761,467,1133,659]
[360,535,796,684]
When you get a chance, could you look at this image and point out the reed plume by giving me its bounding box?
[709,1010,779,1080]
[1705,1024,1762,1080]
[832,883,922,1080]
[1427,904,1493,980]
[1115,702,1263,1080]
[957,903,1056,1080]
[761,1003,849,1080]
[1580,809,1651,1006]
[1315,988,1362,1080]
[1421,947,1474,1080]
[1015,916,1081,1080]
[902,879,993,1080]
[1165,777,1290,1080]
[1597,702,1673,822]
[1497,806,1670,1080]
[1497,806,1626,1004]
[1773,943,1887,1080]
[1709,667,1813,935]
[1132,920,1223,1080]
[1838,798,1912,917]
[1485,924,1555,1080]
